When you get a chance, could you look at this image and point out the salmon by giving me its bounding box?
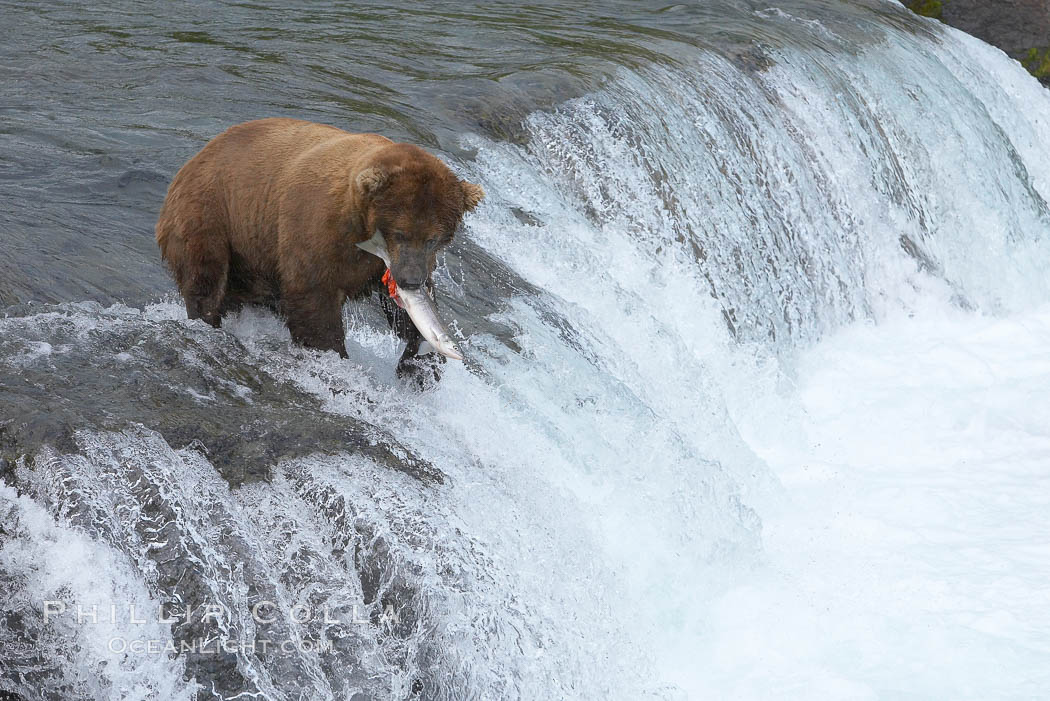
[357,231,464,361]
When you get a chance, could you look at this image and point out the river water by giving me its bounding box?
[2,1,1049,699]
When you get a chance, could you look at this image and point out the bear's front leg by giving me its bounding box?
[283,288,349,358]
[377,280,446,389]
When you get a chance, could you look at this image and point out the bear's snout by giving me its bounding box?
[391,249,428,291]
[394,268,426,290]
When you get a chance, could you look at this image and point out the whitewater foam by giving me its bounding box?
[686,304,1050,699]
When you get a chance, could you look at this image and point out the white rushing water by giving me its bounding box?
[456,17,1050,697]
[3,8,1050,701]
[688,304,1050,699]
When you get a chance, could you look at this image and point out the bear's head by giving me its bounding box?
[356,144,485,290]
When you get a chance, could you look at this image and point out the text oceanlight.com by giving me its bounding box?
[108,637,335,654]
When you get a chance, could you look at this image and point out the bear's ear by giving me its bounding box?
[356,167,388,197]
[461,181,485,212]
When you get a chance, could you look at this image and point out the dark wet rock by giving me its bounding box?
[909,0,1050,84]
[0,304,441,487]
[941,0,1050,56]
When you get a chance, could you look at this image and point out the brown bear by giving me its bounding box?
[156,117,484,382]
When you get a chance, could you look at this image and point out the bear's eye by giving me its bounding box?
[422,234,451,250]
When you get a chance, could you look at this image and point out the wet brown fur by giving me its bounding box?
[156,118,484,361]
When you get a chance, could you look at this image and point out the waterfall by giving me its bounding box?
[2,5,1049,700]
